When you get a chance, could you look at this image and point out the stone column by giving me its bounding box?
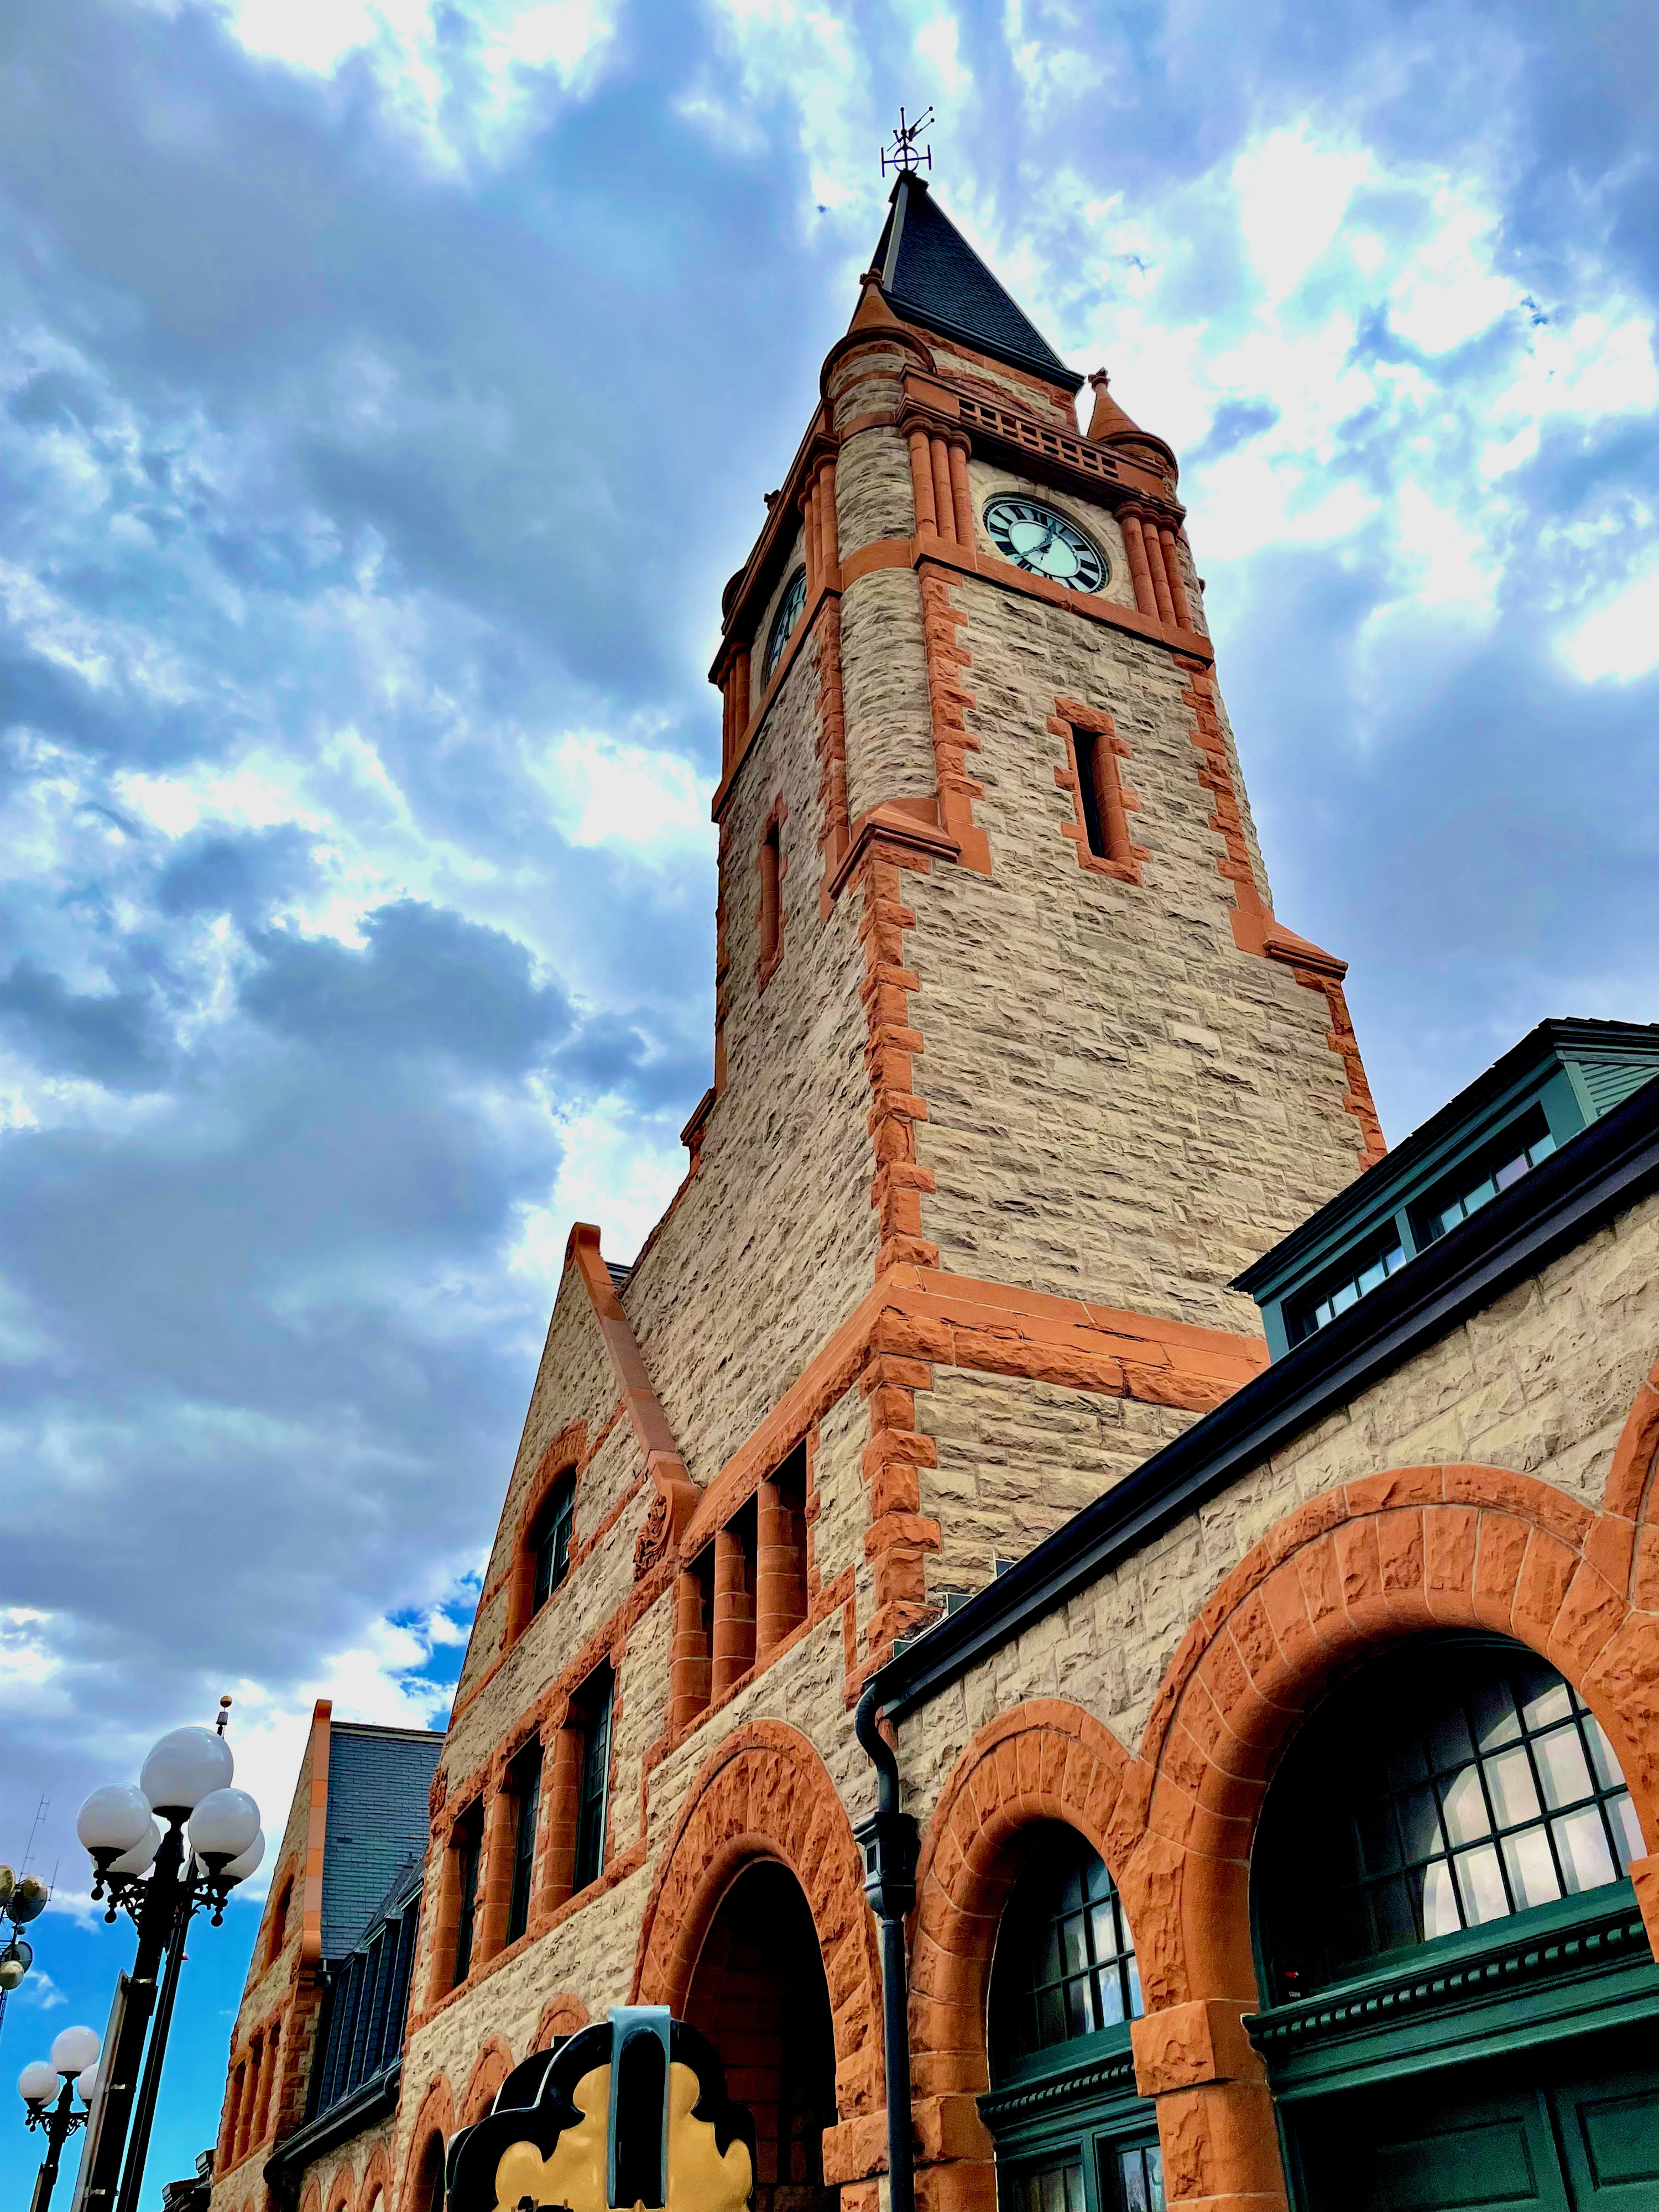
[670,1563,712,1730]
[541,1723,584,1914]
[711,1522,755,1699]
[755,1478,806,1659]
[474,1785,514,1964]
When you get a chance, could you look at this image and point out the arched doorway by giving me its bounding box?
[684,1860,837,2212]
[1251,1632,1658,2208]
[982,1826,1162,2212]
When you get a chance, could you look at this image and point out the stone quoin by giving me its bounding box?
[202,164,1659,2212]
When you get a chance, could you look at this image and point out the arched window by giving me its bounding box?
[528,1475,575,1618]
[1255,1634,1642,2006]
[984,1829,1161,2212]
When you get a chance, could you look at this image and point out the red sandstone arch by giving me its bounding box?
[1116,1459,1659,2210]
[398,2075,455,2212]
[533,1993,591,2051]
[325,2162,354,2212]
[356,2144,392,2212]
[505,1426,586,1644]
[460,2034,514,2125]
[299,2183,322,2212]
[631,1721,883,2117]
[907,1700,1135,2105]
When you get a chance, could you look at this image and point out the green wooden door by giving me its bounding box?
[1289,2033,1659,2210]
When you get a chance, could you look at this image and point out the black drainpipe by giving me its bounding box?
[854,1678,920,2212]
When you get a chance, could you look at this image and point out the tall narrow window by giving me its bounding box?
[1069,724,1131,868]
[451,1808,482,1986]
[573,1665,614,1893]
[505,1739,542,1945]
[530,1475,576,1616]
[266,1874,293,1966]
[760,820,781,967]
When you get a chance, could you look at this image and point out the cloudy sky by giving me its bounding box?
[2,0,1656,2191]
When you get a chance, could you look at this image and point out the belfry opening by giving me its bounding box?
[684,1863,838,2212]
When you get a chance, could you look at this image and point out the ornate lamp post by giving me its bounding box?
[18,2025,101,2212]
[74,1704,263,2212]
[0,1866,53,2051]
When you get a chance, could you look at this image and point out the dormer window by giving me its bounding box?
[1414,1108,1555,1246]
[1287,1234,1407,1344]
[764,568,806,681]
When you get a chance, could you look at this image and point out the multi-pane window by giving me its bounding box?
[309,1876,421,2120]
[505,1741,542,1945]
[992,1832,1143,2068]
[1288,1236,1407,1343]
[1416,1111,1556,1246]
[530,1478,576,1616]
[1258,1640,1641,2003]
[451,1810,482,1986]
[1006,2158,1087,2212]
[573,1666,614,1893]
[1112,2146,1164,2212]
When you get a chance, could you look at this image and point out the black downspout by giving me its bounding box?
[854,1679,919,2212]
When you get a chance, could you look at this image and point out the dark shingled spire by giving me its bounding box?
[872,173,1083,394]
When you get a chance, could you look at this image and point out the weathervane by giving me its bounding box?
[881,106,934,179]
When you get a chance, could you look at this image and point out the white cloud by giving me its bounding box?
[1557,565,1659,684]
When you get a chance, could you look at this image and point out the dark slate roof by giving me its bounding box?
[873,174,1082,393]
[319,1723,442,1963]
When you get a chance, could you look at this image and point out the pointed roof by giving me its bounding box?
[872,174,1083,394]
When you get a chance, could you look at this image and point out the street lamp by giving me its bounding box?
[18,2023,101,2212]
[74,1700,263,2212]
[0,1866,53,2050]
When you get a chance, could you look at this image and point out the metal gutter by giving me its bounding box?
[263,2061,401,2205]
[868,1079,1659,1727]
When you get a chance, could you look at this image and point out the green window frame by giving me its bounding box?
[982,1830,1163,2212]
[505,1739,542,1945]
[572,1664,613,1893]
[530,1476,576,1616]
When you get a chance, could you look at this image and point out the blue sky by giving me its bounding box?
[2,0,1656,2198]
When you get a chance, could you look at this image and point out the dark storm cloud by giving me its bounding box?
[155,822,320,921]
[0,959,169,1089]
[240,900,574,1067]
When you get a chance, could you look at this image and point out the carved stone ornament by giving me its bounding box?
[633,1491,673,1582]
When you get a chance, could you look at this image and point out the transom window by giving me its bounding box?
[1416,1108,1556,1246]
[992,1830,1143,2071]
[530,1476,575,1616]
[1288,1235,1407,1343]
[1256,1637,1641,2004]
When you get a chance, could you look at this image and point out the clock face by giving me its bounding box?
[983,497,1106,591]
[764,568,807,680]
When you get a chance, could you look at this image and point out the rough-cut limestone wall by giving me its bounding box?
[927,340,1078,427]
[827,342,910,440]
[966,460,1140,617]
[834,421,913,551]
[891,1193,1659,1823]
[206,1730,324,2212]
[906,569,1363,1326]
[450,1267,621,1712]
[393,1595,880,2187]
[812,1380,868,1590]
[624,633,879,1490]
[920,1368,1197,1594]
[841,567,935,820]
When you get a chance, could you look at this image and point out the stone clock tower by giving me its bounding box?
[209,160,1413,2212]
[691,168,1383,1632]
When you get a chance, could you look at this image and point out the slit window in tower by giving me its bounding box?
[505,1738,542,1945]
[573,1664,614,1893]
[451,1806,482,1986]
[760,820,781,968]
[1069,723,1131,868]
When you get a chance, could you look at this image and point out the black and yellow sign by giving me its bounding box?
[446,2010,755,2212]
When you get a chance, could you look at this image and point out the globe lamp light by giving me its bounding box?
[51,2027,101,2078]
[139,1726,233,1817]
[187,1788,259,1865]
[18,2060,59,2107]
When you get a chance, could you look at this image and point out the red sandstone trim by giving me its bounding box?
[917,567,992,874]
[630,1721,885,2123]
[567,1224,699,1562]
